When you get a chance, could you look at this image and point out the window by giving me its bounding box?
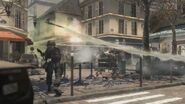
[99,20,104,34]
[15,10,21,28]
[88,5,92,18]
[119,19,124,34]
[81,8,85,19]
[88,23,92,35]
[96,21,99,34]
[99,1,103,15]
[131,3,136,17]
[124,4,131,16]
[131,21,137,35]
[118,0,124,15]
[124,20,127,34]
[22,13,25,30]
[183,4,185,14]
[17,0,21,4]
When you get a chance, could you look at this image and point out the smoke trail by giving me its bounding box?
[58,25,185,62]
[32,16,185,63]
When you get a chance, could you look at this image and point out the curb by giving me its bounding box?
[34,82,185,104]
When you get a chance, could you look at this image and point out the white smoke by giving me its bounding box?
[74,46,99,63]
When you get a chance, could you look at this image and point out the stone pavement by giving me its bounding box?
[30,68,185,104]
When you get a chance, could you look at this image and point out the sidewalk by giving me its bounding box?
[31,69,185,104]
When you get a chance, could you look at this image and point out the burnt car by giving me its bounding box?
[19,54,39,68]
[136,57,185,77]
[0,60,33,104]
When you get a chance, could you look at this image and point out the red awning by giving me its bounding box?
[0,31,25,41]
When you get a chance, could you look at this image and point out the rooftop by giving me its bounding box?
[150,29,185,39]
[38,0,81,19]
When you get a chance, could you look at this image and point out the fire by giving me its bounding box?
[69,36,82,43]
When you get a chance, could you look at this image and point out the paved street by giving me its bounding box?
[61,85,185,104]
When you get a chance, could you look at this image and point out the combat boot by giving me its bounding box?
[54,89,63,97]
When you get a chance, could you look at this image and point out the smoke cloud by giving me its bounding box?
[74,46,99,63]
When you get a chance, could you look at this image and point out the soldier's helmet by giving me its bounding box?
[47,40,56,46]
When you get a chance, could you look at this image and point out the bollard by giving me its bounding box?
[63,62,66,78]
[79,64,82,82]
[140,56,143,87]
[86,62,95,79]
[170,63,173,83]
[74,63,84,85]
[70,55,74,96]
[90,62,93,79]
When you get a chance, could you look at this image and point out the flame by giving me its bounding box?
[69,36,82,43]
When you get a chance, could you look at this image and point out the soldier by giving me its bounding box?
[44,41,62,97]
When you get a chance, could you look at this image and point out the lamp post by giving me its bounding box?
[70,36,82,96]
[70,52,74,96]
[0,0,13,16]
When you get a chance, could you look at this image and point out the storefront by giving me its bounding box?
[150,29,185,54]
[0,31,32,61]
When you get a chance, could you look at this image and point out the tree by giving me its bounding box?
[157,0,181,55]
[134,0,156,79]
[140,0,156,51]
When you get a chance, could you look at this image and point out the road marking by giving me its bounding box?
[146,97,183,104]
[85,91,150,103]
[108,94,165,104]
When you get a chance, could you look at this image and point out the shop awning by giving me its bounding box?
[0,31,25,41]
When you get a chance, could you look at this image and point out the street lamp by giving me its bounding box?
[0,0,13,16]
[69,36,82,96]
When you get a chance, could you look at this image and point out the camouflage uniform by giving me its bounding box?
[44,41,62,96]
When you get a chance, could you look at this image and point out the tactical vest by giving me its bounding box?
[51,47,61,62]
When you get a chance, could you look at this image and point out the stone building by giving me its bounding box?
[79,0,144,47]
[34,0,81,43]
[28,0,63,40]
[0,0,31,61]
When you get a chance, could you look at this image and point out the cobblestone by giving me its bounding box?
[31,68,185,104]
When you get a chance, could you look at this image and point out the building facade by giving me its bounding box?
[79,0,144,47]
[28,0,63,41]
[0,0,30,61]
[34,0,81,45]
